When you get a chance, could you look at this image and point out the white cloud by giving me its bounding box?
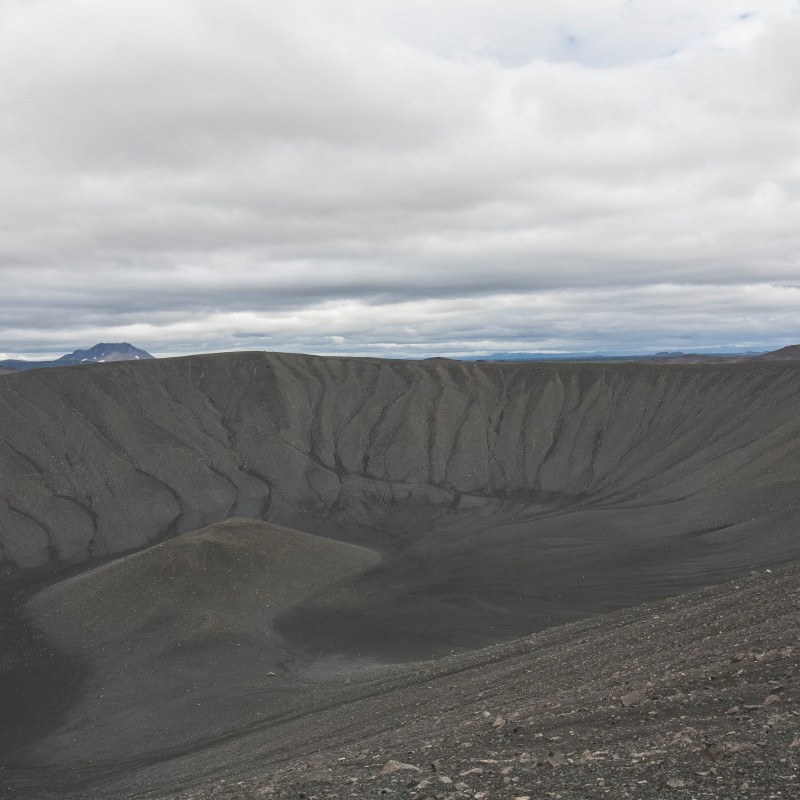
[0,1,799,359]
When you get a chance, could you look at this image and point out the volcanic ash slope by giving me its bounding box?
[3,352,800,581]
[23,518,381,763]
[3,353,800,676]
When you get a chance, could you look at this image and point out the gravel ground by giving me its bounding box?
[4,563,797,800]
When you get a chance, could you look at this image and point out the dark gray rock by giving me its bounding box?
[3,352,800,583]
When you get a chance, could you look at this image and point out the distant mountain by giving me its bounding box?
[473,352,640,362]
[0,343,154,372]
[751,344,800,361]
[470,350,765,363]
[646,351,764,364]
[52,343,154,365]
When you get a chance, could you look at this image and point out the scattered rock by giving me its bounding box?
[381,760,421,774]
[701,741,745,762]
[539,752,567,769]
[295,769,333,786]
[619,691,645,708]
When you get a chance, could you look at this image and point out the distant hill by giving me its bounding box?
[752,344,800,361]
[657,344,800,364]
[472,350,765,363]
[0,343,154,372]
[646,351,763,364]
[0,365,17,375]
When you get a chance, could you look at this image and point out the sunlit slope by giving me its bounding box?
[1,353,800,575]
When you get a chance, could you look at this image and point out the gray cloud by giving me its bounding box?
[1,1,799,360]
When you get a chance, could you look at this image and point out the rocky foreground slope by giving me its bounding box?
[3,563,798,800]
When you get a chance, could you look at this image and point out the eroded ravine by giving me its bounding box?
[2,353,800,579]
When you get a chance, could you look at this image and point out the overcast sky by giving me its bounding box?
[2,0,799,360]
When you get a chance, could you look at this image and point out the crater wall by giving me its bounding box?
[2,352,799,578]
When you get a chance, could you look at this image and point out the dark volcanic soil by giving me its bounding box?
[16,519,381,765]
[3,564,798,800]
[0,590,85,767]
[3,353,800,580]
[2,354,800,798]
